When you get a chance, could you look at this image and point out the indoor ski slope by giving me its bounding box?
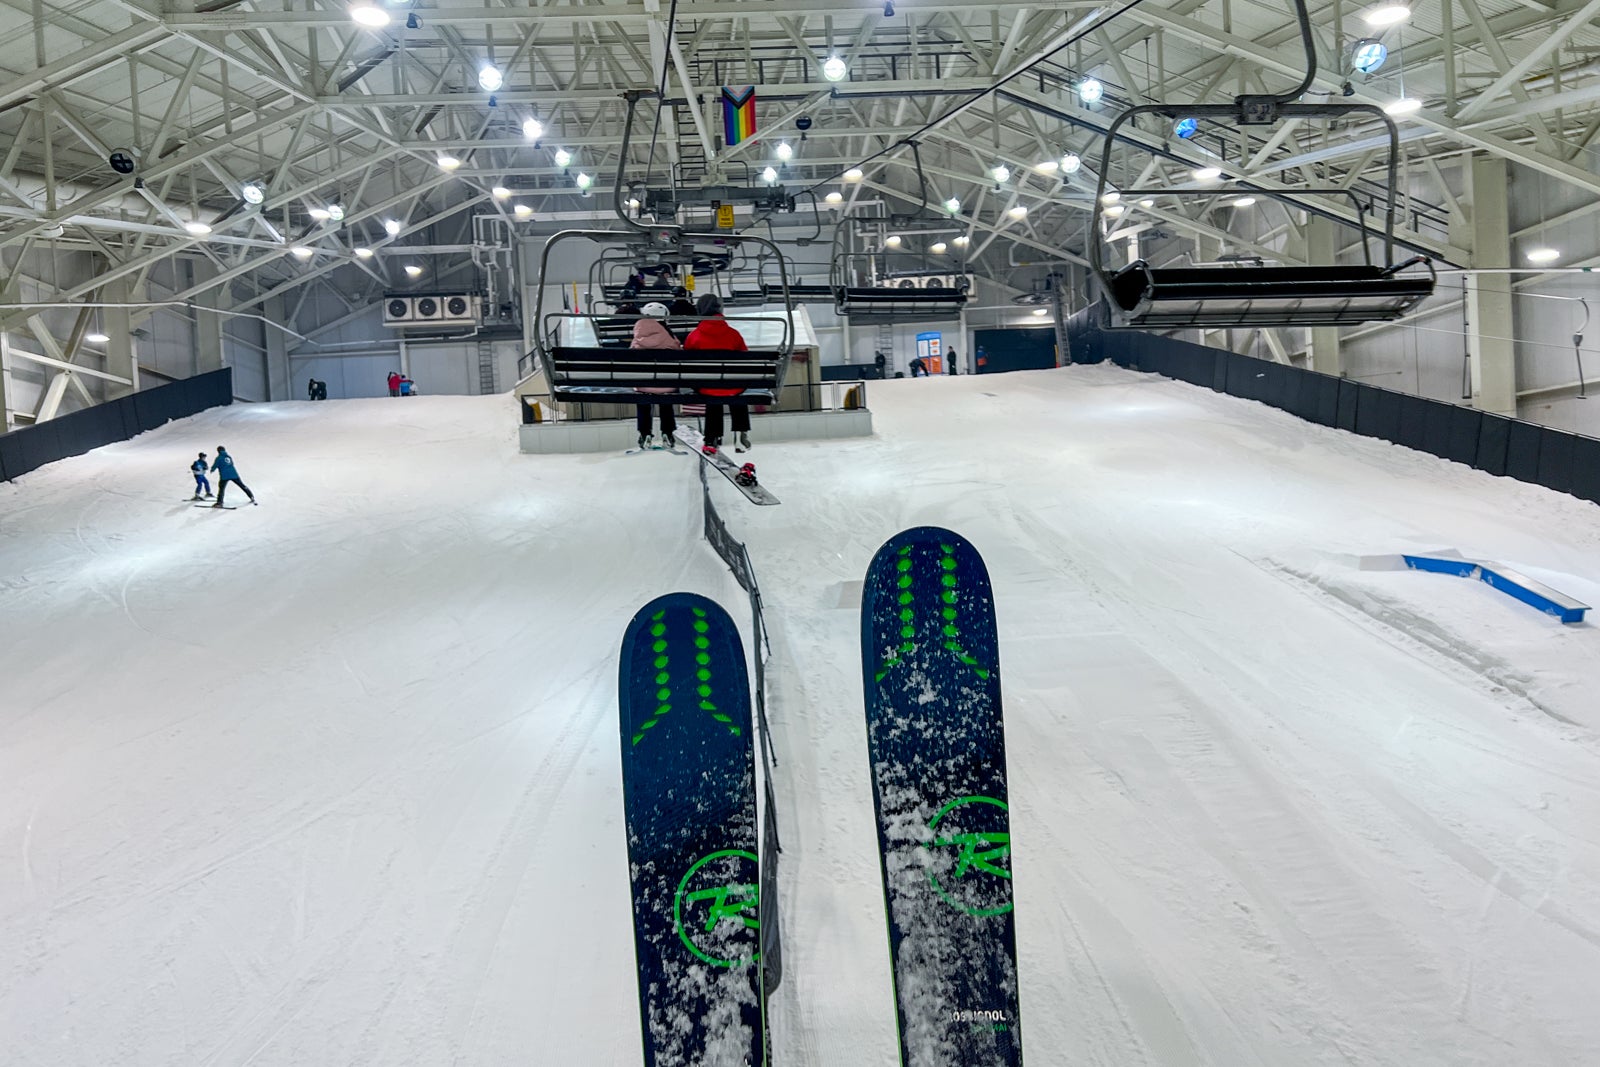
[2,366,1598,1066]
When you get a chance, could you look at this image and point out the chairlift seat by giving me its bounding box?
[542,345,786,405]
[835,285,969,323]
[1105,261,1436,329]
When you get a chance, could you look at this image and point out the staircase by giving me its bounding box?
[672,100,709,185]
[477,339,498,395]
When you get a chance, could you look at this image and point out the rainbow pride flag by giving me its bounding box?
[721,86,756,146]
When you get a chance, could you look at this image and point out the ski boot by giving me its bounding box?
[663,431,678,450]
[637,433,653,451]
[191,494,203,501]
[735,431,752,453]
[734,462,758,488]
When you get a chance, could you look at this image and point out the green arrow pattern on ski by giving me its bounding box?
[632,606,744,745]
[875,543,993,683]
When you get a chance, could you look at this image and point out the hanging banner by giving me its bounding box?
[721,86,757,146]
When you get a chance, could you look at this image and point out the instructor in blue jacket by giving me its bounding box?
[209,446,258,508]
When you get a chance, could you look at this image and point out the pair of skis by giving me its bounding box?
[618,527,1022,1066]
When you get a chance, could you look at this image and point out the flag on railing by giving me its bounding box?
[722,86,756,146]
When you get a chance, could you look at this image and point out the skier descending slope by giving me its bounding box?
[618,593,765,1066]
[860,527,1023,1066]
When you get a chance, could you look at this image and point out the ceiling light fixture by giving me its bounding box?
[775,142,793,162]
[1035,160,1059,174]
[944,196,961,214]
[522,117,544,141]
[241,182,265,205]
[85,332,110,344]
[1032,307,1050,317]
[575,172,593,189]
[1105,204,1125,217]
[1139,198,1155,207]
[1363,4,1410,27]
[309,207,332,220]
[184,220,212,236]
[953,235,969,247]
[327,204,345,221]
[404,264,424,277]
[290,246,314,259]
[354,247,374,258]
[822,55,848,82]
[1059,152,1081,173]
[513,203,533,217]
[1232,196,1257,208]
[844,167,864,182]
[1007,204,1028,219]
[1192,165,1223,181]
[383,218,402,236]
[350,5,389,28]
[492,185,511,199]
[436,154,461,170]
[1351,38,1388,73]
[824,191,844,204]
[931,242,948,254]
[1384,97,1423,116]
[1078,78,1104,105]
[885,235,902,248]
[991,164,1011,184]
[1526,247,1560,264]
[554,148,573,168]
[478,64,503,92]
[1102,190,1122,204]
[761,166,779,184]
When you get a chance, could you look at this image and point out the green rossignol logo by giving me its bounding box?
[674,849,761,966]
[876,543,992,683]
[928,795,1014,917]
[633,606,744,746]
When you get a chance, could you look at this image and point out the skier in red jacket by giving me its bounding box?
[684,293,752,450]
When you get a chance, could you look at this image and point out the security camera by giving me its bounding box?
[108,147,138,175]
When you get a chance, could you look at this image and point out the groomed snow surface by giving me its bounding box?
[2,364,1598,1066]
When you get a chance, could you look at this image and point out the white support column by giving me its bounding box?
[102,277,139,399]
[262,294,291,400]
[190,260,226,375]
[0,331,12,431]
[1466,155,1516,414]
[1305,216,1343,375]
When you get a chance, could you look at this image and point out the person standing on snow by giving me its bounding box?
[190,452,213,500]
[209,446,258,507]
[631,302,681,449]
[685,293,752,450]
[387,370,401,397]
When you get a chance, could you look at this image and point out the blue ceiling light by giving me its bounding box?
[1352,38,1388,74]
[1174,117,1198,140]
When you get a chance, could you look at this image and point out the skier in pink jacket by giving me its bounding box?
[631,302,680,449]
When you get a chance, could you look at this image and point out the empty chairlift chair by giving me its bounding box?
[1087,0,1436,330]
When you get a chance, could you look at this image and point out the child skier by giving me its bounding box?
[190,452,212,500]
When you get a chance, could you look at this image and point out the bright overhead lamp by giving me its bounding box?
[492,185,511,199]
[383,218,402,236]
[183,220,212,236]
[944,196,961,214]
[991,164,1011,184]
[1526,247,1560,264]
[843,167,864,182]
[554,148,573,168]
[761,166,779,184]
[1139,198,1155,207]
[240,182,265,205]
[775,142,793,162]
[1059,152,1081,174]
[1032,306,1049,316]
[824,190,844,204]
[575,172,593,189]
[1007,204,1028,220]
[85,332,110,344]
[1351,38,1388,74]
[513,203,533,217]
[822,55,848,82]
[953,235,969,247]
[931,242,948,254]
[1035,160,1059,174]
[1105,204,1125,217]
[1362,4,1410,27]
[290,246,314,259]
[1232,196,1257,207]
[350,5,389,28]
[404,264,424,277]
[309,206,332,220]
[1078,78,1104,105]
[1192,165,1223,181]
[1101,190,1121,204]
[354,247,374,258]
[436,154,461,170]
[1384,97,1423,116]
[478,64,503,92]
[885,235,902,248]
[327,203,345,222]
[522,117,544,141]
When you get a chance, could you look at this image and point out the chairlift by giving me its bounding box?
[530,93,795,407]
[1087,0,1436,330]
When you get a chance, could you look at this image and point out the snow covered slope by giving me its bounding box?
[2,369,1598,1066]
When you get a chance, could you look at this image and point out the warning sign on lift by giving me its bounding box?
[716,204,736,229]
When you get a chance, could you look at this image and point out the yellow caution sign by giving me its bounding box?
[716,204,736,229]
[685,274,696,292]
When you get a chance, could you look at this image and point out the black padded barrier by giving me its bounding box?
[1572,436,1600,506]
[0,368,233,482]
[1443,406,1483,467]
[1535,428,1577,496]
[1474,414,1511,477]
[1396,394,1433,452]
[1504,419,1544,484]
